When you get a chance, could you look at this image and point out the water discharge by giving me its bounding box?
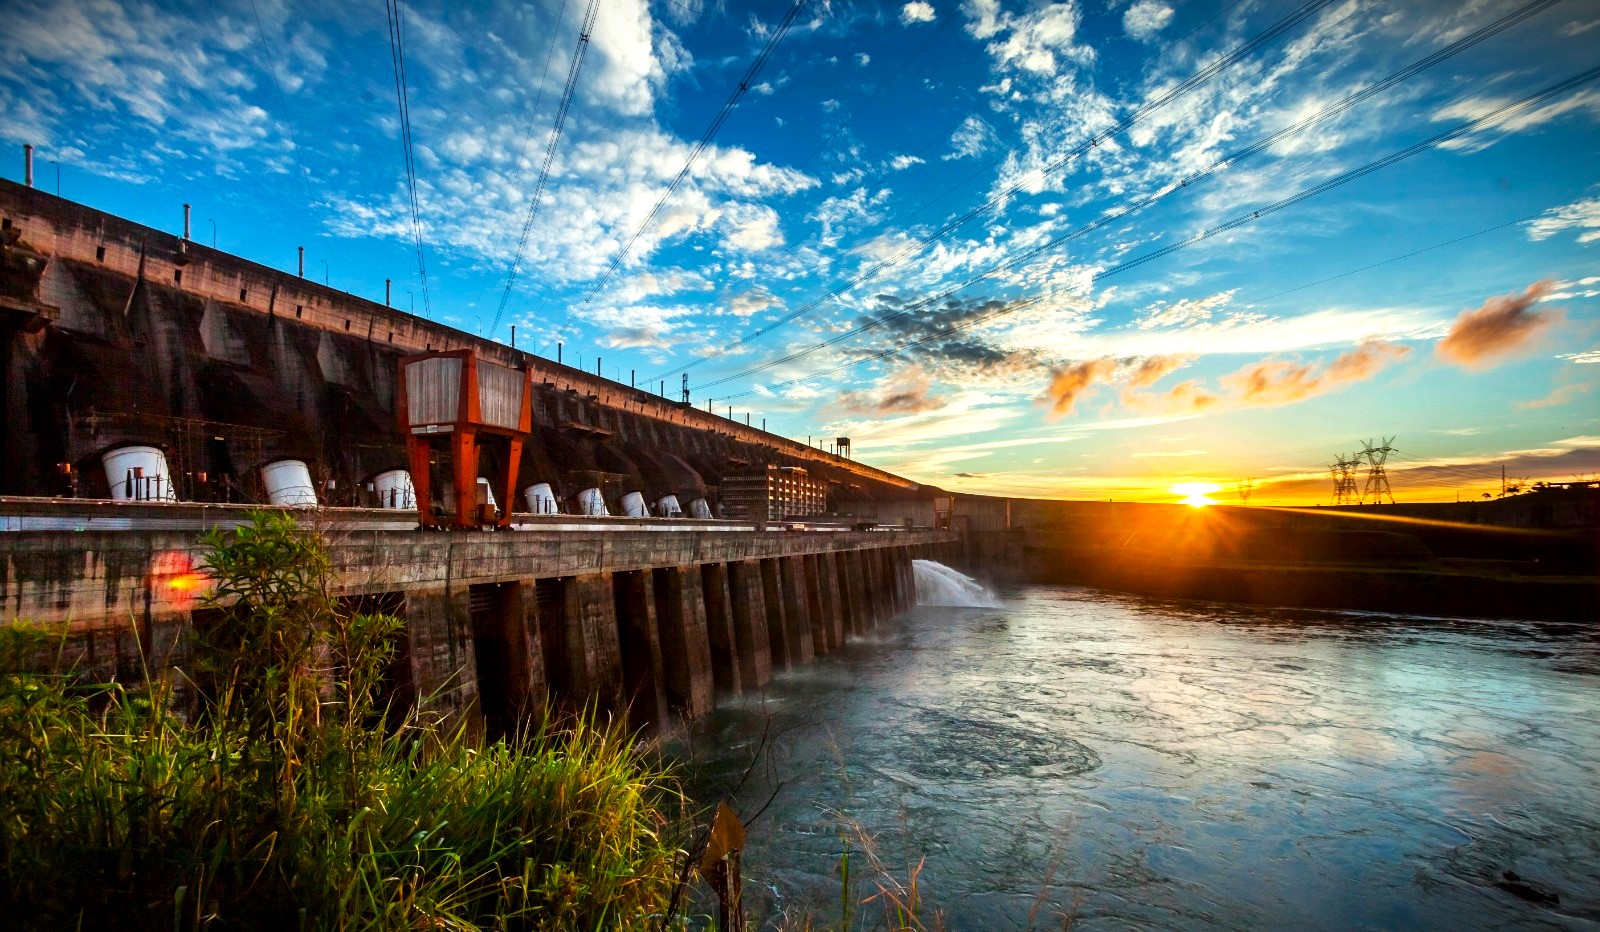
[675,584,1600,930]
[912,559,1002,608]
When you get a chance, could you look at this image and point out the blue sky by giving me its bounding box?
[2,0,1597,503]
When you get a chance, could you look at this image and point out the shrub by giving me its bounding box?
[0,511,680,930]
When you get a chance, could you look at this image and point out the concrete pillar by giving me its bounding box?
[896,548,910,614]
[842,550,868,634]
[652,565,716,718]
[760,557,791,671]
[729,560,773,689]
[838,550,864,640]
[822,551,847,646]
[780,555,815,664]
[564,572,625,715]
[866,548,888,619]
[466,581,543,739]
[405,585,481,732]
[612,570,668,732]
[803,553,833,655]
[700,562,743,697]
[900,549,917,609]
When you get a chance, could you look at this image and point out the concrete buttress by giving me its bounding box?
[760,558,791,671]
[728,560,773,689]
[835,551,861,637]
[563,573,625,715]
[699,562,743,697]
[611,570,668,732]
[651,565,716,718]
[779,555,815,664]
[405,585,481,732]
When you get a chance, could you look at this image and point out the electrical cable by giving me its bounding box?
[690,0,1565,392]
[385,0,432,316]
[555,0,811,344]
[706,64,1600,403]
[469,0,571,325]
[646,0,1349,383]
[792,14,954,175]
[488,0,604,337]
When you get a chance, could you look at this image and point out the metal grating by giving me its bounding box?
[405,357,461,426]
[477,361,523,429]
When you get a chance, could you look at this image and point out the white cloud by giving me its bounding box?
[1526,195,1600,244]
[808,186,891,248]
[725,286,781,317]
[1123,1,1174,41]
[1135,290,1238,330]
[978,1,1093,77]
[944,114,997,160]
[1434,89,1600,153]
[900,2,937,26]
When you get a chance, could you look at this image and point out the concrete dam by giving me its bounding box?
[0,177,988,732]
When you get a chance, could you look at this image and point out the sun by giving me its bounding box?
[1171,482,1221,507]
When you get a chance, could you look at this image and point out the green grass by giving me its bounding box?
[0,511,682,931]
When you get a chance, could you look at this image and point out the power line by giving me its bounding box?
[792,14,954,175]
[560,0,810,341]
[488,0,603,337]
[469,0,572,323]
[707,63,1600,402]
[642,0,1283,385]
[385,0,432,317]
[646,0,1351,383]
[689,2,1565,393]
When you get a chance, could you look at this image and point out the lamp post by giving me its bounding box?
[320,260,329,286]
[207,219,217,248]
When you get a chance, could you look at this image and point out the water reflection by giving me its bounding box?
[672,585,1600,930]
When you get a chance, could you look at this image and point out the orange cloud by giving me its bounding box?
[1041,357,1117,417]
[1123,353,1193,390]
[836,371,947,416]
[1220,341,1410,406]
[1437,280,1563,369]
[1157,379,1221,412]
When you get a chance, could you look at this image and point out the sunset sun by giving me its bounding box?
[1172,482,1221,507]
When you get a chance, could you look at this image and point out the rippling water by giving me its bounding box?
[673,583,1600,930]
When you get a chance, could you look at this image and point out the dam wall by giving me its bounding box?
[0,180,927,519]
[1,499,958,732]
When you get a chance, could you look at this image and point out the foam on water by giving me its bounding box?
[913,559,1001,608]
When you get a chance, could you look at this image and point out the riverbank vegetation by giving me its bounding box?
[0,512,680,930]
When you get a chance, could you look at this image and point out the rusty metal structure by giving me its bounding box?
[398,350,532,529]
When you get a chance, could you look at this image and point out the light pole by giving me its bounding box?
[320,260,329,286]
[207,219,217,248]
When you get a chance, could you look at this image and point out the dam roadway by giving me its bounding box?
[0,498,959,734]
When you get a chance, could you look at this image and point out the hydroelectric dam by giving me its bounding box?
[0,176,1005,732]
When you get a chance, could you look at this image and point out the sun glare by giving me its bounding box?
[1172,482,1221,507]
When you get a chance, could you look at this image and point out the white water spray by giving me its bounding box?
[913,560,1002,608]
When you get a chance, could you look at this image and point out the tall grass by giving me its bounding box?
[0,511,680,930]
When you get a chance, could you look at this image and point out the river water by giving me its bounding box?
[673,568,1600,930]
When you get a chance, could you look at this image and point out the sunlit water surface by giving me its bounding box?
[673,584,1600,930]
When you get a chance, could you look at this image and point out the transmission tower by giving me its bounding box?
[1359,436,1396,504]
[1237,477,1255,504]
[1329,454,1360,505]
